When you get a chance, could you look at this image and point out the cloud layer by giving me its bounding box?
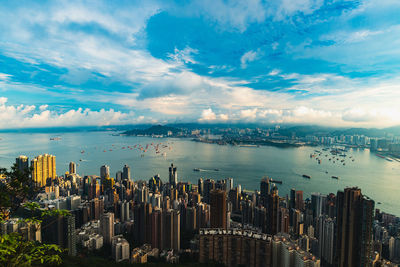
[0,0,399,128]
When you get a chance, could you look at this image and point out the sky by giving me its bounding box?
[1,0,400,128]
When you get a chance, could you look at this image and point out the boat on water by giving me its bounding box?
[270,179,283,184]
[214,168,220,171]
[302,174,311,179]
[193,168,201,172]
[331,176,339,179]
[50,137,61,141]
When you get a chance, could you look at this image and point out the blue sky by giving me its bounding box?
[0,0,400,128]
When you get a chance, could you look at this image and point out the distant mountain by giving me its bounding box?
[123,125,180,136]
[278,125,334,137]
[278,125,400,138]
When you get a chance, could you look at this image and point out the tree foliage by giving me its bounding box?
[0,233,63,267]
[0,164,69,266]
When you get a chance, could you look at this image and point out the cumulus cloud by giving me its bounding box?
[39,104,48,111]
[198,108,230,122]
[0,99,141,128]
[198,108,217,121]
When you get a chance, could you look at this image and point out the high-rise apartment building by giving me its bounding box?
[69,162,76,174]
[267,188,279,235]
[100,212,115,244]
[31,154,56,187]
[260,178,270,199]
[122,164,130,180]
[100,165,110,180]
[112,236,130,262]
[16,155,29,172]
[336,187,374,267]
[169,163,178,187]
[210,189,227,229]
[161,209,180,251]
[199,228,272,267]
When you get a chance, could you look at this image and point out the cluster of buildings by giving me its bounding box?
[1,153,400,266]
[303,134,400,153]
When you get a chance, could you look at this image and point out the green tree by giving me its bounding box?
[0,164,69,266]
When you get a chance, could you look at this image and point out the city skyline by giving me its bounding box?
[1,1,400,128]
[4,152,397,265]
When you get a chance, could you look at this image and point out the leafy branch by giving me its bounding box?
[0,163,70,266]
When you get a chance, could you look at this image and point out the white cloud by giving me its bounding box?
[0,73,12,81]
[268,69,280,76]
[321,29,385,44]
[240,108,258,119]
[198,108,217,121]
[39,104,48,111]
[240,50,259,69]
[0,99,141,128]
[273,0,324,20]
[167,47,198,64]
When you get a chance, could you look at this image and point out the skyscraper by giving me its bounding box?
[266,187,279,235]
[100,212,115,244]
[161,209,180,251]
[210,189,227,229]
[260,178,270,198]
[31,154,56,187]
[16,155,29,173]
[336,187,374,267]
[100,165,110,180]
[169,163,177,187]
[122,164,130,180]
[69,162,76,174]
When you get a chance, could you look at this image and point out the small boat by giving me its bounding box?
[331,176,339,179]
[79,159,83,161]
[193,168,201,172]
[214,168,220,171]
[377,202,382,204]
[325,171,328,174]
[302,174,311,179]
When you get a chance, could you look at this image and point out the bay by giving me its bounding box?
[0,131,399,216]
